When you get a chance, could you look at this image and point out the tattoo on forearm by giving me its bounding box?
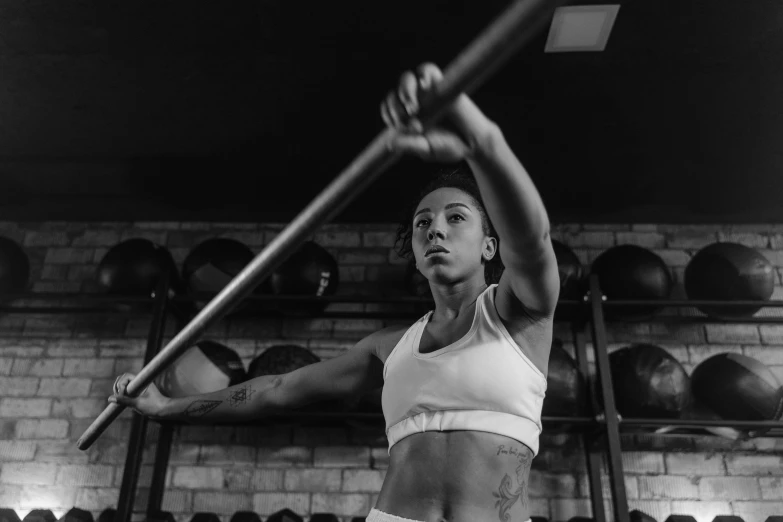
[492,444,533,521]
[184,400,222,417]
[228,385,255,407]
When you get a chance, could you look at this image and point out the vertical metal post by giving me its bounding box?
[146,310,187,516]
[571,321,607,522]
[146,423,175,516]
[588,274,629,522]
[115,270,172,522]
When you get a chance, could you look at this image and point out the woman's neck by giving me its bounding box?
[430,281,488,322]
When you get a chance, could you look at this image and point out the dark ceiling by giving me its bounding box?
[1,0,782,224]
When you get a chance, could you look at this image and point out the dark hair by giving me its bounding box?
[394,162,504,284]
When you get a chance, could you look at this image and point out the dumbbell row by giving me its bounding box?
[4,507,783,522]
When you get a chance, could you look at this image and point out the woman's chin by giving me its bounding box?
[426,269,465,286]
[425,272,451,285]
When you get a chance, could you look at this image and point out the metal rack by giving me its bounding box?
[584,274,783,522]
[3,273,783,522]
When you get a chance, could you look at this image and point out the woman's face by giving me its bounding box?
[412,187,496,285]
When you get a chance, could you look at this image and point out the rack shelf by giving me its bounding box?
[155,413,600,430]
[153,413,783,436]
[5,292,783,323]
[4,278,783,522]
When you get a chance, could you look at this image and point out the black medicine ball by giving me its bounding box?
[685,242,775,319]
[97,239,181,297]
[182,237,272,315]
[551,239,584,300]
[543,338,586,417]
[248,344,321,377]
[591,245,672,320]
[551,239,585,321]
[0,236,30,294]
[271,241,339,314]
[607,344,692,419]
[247,344,346,413]
[691,353,783,422]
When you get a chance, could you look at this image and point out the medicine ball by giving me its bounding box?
[271,241,339,315]
[691,353,783,422]
[229,514,261,522]
[22,511,55,522]
[629,511,656,522]
[191,514,220,522]
[345,387,384,434]
[182,237,272,315]
[97,239,182,297]
[248,344,319,376]
[404,261,431,298]
[543,338,586,417]
[156,340,246,398]
[552,240,585,320]
[607,344,692,418]
[552,240,584,300]
[678,398,742,440]
[0,509,21,522]
[60,508,94,522]
[96,510,116,522]
[404,261,433,315]
[591,245,673,320]
[0,236,30,294]
[247,344,345,413]
[266,510,302,522]
[685,242,775,319]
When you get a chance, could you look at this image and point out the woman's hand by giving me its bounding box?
[108,372,170,419]
[381,63,496,162]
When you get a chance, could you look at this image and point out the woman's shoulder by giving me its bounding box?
[366,323,413,361]
[376,324,412,346]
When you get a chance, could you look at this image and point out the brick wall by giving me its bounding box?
[1,221,783,522]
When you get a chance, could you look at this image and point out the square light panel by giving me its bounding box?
[545,5,620,53]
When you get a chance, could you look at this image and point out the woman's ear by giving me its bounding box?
[483,236,498,261]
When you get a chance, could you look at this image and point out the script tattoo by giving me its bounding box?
[228,385,255,407]
[492,444,532,522]
[183,400,222,417]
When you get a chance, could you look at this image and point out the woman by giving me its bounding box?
[111,62,560,522]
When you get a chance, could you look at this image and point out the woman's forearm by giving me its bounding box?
[449,95,551,251]
[158,374,283,424]
[467,127,551,251]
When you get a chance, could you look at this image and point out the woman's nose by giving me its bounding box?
[427,227,445,241]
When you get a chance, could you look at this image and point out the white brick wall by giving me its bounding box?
[699,476,761,500]
[1,221,783,522]
[638,475,700,500]
[171,466,225,489]
[665,452,725,475]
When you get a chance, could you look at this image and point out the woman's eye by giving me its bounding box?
[416,219,429,227]
[450,215,464,221]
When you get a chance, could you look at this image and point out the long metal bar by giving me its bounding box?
[588,274,629,522]
[115,270,171,522]
[8,293,783,307]
[76,0,566,451]
[572,322,607,522]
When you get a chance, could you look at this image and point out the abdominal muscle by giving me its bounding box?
[371,302,542,522]
[374,430,534,522]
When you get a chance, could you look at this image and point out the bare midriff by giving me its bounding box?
[374,430,534,522]
[372,321,536,522]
